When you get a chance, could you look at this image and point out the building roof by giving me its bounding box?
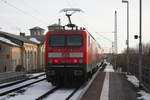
[25,35,45,44]
[0,36,20,47]
[0,31,38,45]
[29,26,45,30]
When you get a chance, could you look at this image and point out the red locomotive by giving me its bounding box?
[45,8,103,85]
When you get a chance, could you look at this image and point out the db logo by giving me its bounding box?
[62,53,69,57]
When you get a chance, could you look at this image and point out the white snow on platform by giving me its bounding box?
[104,63,114,72]
[137,90,150,100]
[126,75,150,100]
[126,75,139,87]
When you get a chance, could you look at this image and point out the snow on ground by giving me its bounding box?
[29,38,41,44]
[0,80,54,100]
[0,72,45,87]
[70,87,85,100]
[45,88,74,100]
[0,76,45,94]
[126,75,139,87]
[137,90,150,100]
[0,71,84,100]
[126,75,150,100]
[27,72,45,77]
[104,63,114,72]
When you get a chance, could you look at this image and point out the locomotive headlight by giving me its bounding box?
[54,59,59,63]
[79,59,83,63]
[73,59,78,63]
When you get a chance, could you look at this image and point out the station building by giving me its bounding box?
[0,27,45,73]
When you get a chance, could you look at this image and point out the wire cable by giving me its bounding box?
[21,0,56,24]
[1,0,47,25]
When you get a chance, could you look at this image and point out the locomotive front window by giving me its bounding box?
[50,34,83,47]
[67,35,83,46]
[50,35,65,46]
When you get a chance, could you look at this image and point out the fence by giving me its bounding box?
[111,54,150,91]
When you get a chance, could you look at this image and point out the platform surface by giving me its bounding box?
[81,72,137,100]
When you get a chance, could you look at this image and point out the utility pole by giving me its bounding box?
[139,0,143,87]
[122,0,129,74]
[114,11,118,54]
[114,11,118,70]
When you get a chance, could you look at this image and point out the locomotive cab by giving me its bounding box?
[45,30,88,85]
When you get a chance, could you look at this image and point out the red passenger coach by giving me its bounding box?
[45,29,103,85]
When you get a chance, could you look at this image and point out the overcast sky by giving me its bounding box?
[0,0,150,53]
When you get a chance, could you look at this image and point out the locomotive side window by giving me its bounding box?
[50,35,65,46]
[67,35,83,46]
[49,34,83,47]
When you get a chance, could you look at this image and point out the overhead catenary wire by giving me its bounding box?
[21,0,58,25]
[0,19,26,34]
[96,32,113,43]
[0,0,48,25]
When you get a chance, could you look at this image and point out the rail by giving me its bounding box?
[0,73,45,89]
[36,86,60,100]
[0,78,45,96]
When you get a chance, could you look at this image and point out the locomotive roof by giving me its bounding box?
[47,29,96,41]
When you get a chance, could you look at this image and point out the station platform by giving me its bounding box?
[80,72,137,100]
[0,72,26,84]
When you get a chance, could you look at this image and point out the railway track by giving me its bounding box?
[35,63,105,100]
[0,73,45,89]
[65,86,81,100]
[36,86,60,100]
[36,85,81,100]
[0,78,46,96]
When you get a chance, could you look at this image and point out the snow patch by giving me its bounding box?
[0,80,54,100]
[137,90,150,100]
[104,64,114,72]
[126,75,150,100]
[29,38,41,44]
[126,75,139,87]
[27,72,45,77]
[0,37,19,46]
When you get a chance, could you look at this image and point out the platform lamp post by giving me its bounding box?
[134,0,143,88]
[139,0,143,88]
[122,0,129,74]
